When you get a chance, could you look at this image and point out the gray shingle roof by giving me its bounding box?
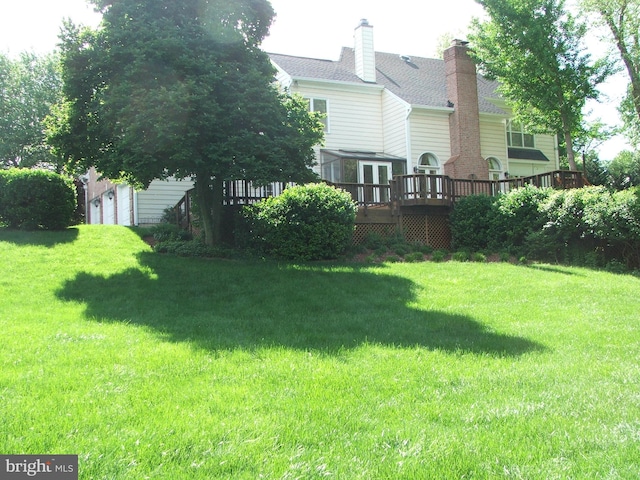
[269,47,505,115]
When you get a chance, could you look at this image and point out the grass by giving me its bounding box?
[1,225,640,479]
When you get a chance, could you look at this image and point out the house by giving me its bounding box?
[81,168,193,226]
[269,19,559,186]
[83,19,561,230]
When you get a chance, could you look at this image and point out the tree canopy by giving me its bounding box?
[0,52,63,170]
[581,0,640,145]
[49,0,324,245]
[469,0,611,170]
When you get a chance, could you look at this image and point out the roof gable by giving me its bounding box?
[269,48,505,115]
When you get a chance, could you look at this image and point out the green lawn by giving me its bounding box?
[1,225,639,479]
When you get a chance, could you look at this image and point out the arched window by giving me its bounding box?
[417,152,440,175]
[487,157,503,180]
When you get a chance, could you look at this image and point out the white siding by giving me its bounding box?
[381,91,409,157]
[508,133,559,177]
[534,135,559,169]
[480,115,508,162]
[408,109,451,170]
[292,81,384,152]
[137,178,194,226]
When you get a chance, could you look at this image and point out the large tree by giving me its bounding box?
[469,0,611,170]
[0,52,63,169]
[581,0,640,143]
[49,0,324,245]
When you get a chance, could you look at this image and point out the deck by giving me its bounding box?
[172,170,586,246]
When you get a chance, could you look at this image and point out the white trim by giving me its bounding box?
[305,97,330,133]
[417,152,441,174]
[291,77,385,93]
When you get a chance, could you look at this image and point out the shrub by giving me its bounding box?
[450,194,495,251]
[154,240,234,258]
[488,185,552,253]
[390,243,411,257]
[411,243,433,255]
[238,183,357,261]
[404,252,424,263]
[374,246,388,257]
[149,223,192,242]
[499,252,512,262]
[594,187,640,268]
[0,169,76,230]
[451,251,469,262]
[431,250,448,262]
[471,252,486,263]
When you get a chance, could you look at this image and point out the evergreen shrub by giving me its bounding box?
[0,169,76,230]
[238,183,357,260]
[450,194,495,252]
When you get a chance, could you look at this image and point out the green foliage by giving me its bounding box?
[0,52,63,169]
[362,231,386,250]
[239,183,357,261]
[489,185,553,253]
[581,0,640,143]
[538,186,608,255]
[404,252,425,262]
[470,0,612,169]
[451,251,470,262]
[471,252,487,262]
[0,169,76,230]
[390,243,411,257]
[154,240,234,258]
[149,223,192,243]
[50,0,324,246]
[531,185,640,268]
[499,252,512,262]
[606,150,640,190]
[431,250,448,262]
[450,194,495,251]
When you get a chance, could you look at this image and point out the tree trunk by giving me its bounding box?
[603,11,640,121]
[210,176,224,246]
[194,173,215,247]
[564,129,578,171]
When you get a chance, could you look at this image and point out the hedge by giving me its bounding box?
[0,168,77,230]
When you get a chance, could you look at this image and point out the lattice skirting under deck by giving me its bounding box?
[353,214,451,249]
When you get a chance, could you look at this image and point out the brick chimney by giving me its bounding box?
[354,19,376,83]
[443,39,488,180]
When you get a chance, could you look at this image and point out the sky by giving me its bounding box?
[0,0,631,159]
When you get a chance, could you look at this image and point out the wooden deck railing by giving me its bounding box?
[387,170,586,207]
[223,180,296,205]
[172,171,586,227]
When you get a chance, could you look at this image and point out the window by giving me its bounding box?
[507,121,534,148]
[417,152,440,175]
[306,98,328,132]
[487,157,502,181]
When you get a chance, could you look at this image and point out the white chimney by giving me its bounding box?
[354,19,376,83]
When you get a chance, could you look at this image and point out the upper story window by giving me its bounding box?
[507,121,534,148]
[305,98,328,132]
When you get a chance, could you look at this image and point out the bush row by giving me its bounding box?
[0,169,77,230]
[450,185,640,270]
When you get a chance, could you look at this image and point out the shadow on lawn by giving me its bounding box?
[56,252,545,357]
[0,227,80,247]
